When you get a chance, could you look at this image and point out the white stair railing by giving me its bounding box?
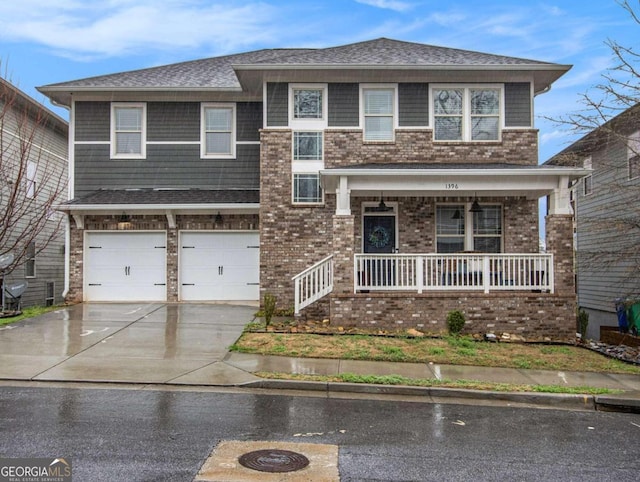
[293,255,334,314]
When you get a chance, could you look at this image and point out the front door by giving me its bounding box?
[363,214,396,288]
[363,215,396,253]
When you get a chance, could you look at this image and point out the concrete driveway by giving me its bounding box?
[0,303,260,385]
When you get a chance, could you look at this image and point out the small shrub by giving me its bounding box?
[263,293,277,326]
[578,308,589,340]
[446,310,466,336]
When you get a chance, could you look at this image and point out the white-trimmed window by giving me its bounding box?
[292,88,323,119]
[25,241,36,278]
[583,157,593,195]
[26,161,37,198]
[436,204,502,253]
[362,87,395,141]
[202,104,235,158]
[111,103,146,158]
[629,131,640,180]
[432,86,501,141]
[293,173,323,204]
[293,131,323,160]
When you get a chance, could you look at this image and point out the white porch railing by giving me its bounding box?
[354,253,554,294]
[293,255,334,314]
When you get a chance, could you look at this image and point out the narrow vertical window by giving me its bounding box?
[470,89,500,141]
[25,241,36,278]
[26,161,37,198]
[434,89,463,141]
[436,205,465,253]
[202,105,235,157]
[112,104,145,158]
[363,88,394,141]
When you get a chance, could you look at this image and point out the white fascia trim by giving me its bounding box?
[320,167,590,178]
[233,64,573,72]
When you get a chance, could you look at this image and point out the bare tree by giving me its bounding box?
[0,75,68,309]
[547,1,640,304]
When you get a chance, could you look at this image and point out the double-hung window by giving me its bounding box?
[362,87,395,141]
[25,241,36,278]
[433,86,501,141]
[202,104,235,158]
[436,204,502,253]
[111,103,146,158]
[292,131,323,204]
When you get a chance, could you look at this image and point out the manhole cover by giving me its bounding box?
[238,449,310,473]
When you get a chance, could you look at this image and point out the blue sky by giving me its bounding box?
[0,0,637,161]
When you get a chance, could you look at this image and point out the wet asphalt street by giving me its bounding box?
[0,384,638,481]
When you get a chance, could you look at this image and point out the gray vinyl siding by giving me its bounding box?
[266,82,288,127]
[575,138,640,313]
[328,83,359,127]
[237,102,263,142]
[504,83,532,127]
[75,102,110,141]
[148,103,199,141]
[74,144,259,196]
[399,83,429,127]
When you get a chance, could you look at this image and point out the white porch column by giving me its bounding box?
[335,175,351,215]
[548,175,572,215]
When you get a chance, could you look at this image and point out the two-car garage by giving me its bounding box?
[84,231,259,302]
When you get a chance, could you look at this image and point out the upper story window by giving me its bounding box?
[436,204,502,253]
[293,131,323,160]
[111,103,146,158]
[293,88,323,119]
[26,161,37,198]
[583,157,593,195]
[202,104,235,158]
[25,241,36,278]
[293,173,323,204]
[432,86,501,142]
[362,87,395,141]
[628,131,639,180]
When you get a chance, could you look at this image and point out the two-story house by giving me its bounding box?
[545,103,640,339]
[1,77,68,309]
[38,38,587,340]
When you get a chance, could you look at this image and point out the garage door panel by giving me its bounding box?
[180,232,259,301]
[85,232,166,302]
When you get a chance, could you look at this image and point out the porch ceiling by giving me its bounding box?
[320,163,589,200]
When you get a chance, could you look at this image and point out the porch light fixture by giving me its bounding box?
[214,212,223,225]
[469,197,483,213]
[374,193,393,212]
[117,212,132,230]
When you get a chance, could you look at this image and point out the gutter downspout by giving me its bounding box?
[50,98,72,299]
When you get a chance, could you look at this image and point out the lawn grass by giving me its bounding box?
[254,371,623,395]
[0,305,62,326]
[230,331,640,375]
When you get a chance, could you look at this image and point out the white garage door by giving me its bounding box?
[85,232,167,301]
[180,232,259,301]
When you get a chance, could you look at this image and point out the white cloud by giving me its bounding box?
[355,0,414,13]
[0,1,278,60]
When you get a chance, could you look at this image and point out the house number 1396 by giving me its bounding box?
[446,183,459,189]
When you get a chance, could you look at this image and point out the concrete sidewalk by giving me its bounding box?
[1,302,639,412]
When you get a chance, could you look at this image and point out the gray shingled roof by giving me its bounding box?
[39,38,558,91]
[244,38,553,67]
[62,188,259,206]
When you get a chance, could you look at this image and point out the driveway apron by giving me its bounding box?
[0,303,259,385]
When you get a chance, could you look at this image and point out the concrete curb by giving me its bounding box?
[243,379,599,411]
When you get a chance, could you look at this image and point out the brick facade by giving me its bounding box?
[66,213,258,303]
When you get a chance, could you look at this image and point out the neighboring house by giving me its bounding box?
[38,38,587,340]
[545,103,640,339]
[0,77,68,309]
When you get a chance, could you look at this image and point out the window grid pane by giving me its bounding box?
[294,132,323,160]
[364,90,393,114]
[115,108,142,130]
[364,117,393,141]
[204,107,233,155]
[294,89,323,119]
[364,89,394,141]
[114,106,143,155]
[293,174,322,203]
[115,132,142,155]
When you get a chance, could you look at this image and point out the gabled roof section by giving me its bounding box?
[244,38,554,67]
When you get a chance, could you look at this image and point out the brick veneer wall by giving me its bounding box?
[66,213,258,303]
[325,129,539,167]
[330,292,577,341]
[545,214,576,296]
